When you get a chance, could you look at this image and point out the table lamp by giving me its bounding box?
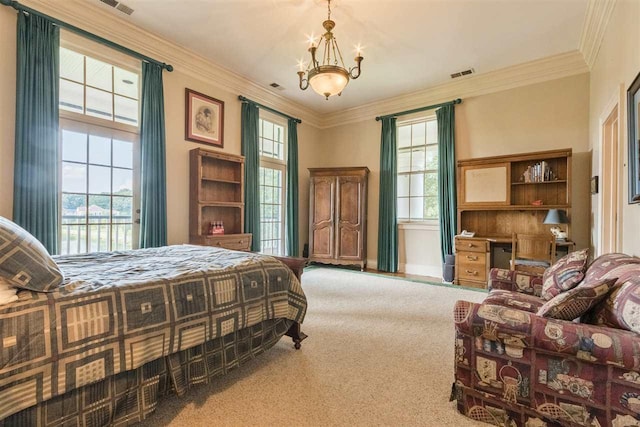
[543,209,569,240]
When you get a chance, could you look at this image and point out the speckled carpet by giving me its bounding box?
[138,267,488,427]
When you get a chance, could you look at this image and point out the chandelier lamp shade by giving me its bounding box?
[297,0,363,100]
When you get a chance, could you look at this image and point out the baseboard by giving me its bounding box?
[366,259,377,270]
[400,263,443,279]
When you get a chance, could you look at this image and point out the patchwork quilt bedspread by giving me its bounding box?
[0,245,307,420]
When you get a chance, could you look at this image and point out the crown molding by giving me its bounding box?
[318,51,590,128]
[579,0,617,69]
[18,0,591,130]
[20,0,323,128]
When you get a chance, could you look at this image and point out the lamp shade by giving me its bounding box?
[543,209,570,224]
[309,66,349,99]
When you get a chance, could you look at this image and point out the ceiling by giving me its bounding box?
[95,0,589,114]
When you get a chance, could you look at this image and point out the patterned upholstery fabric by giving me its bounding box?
[0,245,307,421]
[581,255,640,333]
[488,268,544,297]
[537,278,616,320]
[484,289,546,313]
[540,248,589,300]
[453,299,640,427]
[0,319,292,426]
[0,216,63,292]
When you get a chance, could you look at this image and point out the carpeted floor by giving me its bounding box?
[138,267,489,426]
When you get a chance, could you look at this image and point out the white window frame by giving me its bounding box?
[396,115,439,228]
[58,34,141,254]
[258,111,287,256]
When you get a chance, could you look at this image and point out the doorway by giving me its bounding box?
[599,100,621,255]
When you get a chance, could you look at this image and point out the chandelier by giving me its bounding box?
[297,0,363,100]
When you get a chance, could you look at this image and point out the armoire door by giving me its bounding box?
[335,176,363,261]
[309,176,335,259]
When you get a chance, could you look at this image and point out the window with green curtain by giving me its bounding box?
[286,118,299,256]
[13,11,60,254]
[436,104,457,262]
[241,101,261,251]
[377,117,398,272]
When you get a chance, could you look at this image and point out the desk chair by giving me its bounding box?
[510,233,556,274]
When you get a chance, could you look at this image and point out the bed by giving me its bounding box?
[0,219,307,426]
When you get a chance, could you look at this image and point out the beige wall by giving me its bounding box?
[0,8,16,219]
[312,74,591,275]
[589,0,640,257]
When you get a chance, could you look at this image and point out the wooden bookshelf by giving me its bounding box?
[189,148,252,251]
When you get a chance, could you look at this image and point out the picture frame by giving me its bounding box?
[627,71,640,203]
[185,88,224,147]
[591,176,598,195]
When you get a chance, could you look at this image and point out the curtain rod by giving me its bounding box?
[238,96,302,124]
[0,0,173,72]
[375,98,462,121]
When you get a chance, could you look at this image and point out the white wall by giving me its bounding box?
[589,0,640,256]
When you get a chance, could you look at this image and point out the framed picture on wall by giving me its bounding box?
[628,71,640,203]
[185,88,224,147]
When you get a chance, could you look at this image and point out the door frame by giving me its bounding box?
[596,84,624,255]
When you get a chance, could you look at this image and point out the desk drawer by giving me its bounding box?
[455,238,488,253]
[458,251,486,265]
[458,261,487,282]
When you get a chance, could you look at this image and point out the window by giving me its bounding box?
[397,117,439,222]
[59,46,140,255]
[258,115,287,255]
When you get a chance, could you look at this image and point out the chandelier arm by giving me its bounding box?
[332,36,348,68]
[297,71,309,91]
[309,46,320,70]
[349,56,363,79]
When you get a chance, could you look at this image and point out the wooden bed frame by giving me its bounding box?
[274,256,309,349]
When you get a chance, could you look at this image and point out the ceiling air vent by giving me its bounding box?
[98,0,134,16]
[450,68,475,79]
[269,82,285,91]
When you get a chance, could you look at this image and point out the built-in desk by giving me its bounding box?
[454,236,575,288]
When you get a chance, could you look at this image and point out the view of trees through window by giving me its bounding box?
[397,118,439,221]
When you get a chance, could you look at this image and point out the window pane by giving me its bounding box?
[411,147,426,171]
[89,165,111,194]
[424,196,438,219]
[263,120,273,141]
[60,224,86,255]
[398,125,411,148]
[62,193,86,223]
[89,135,111,166]
[397,198,409,219]
[62,162,87,193]
[89,224,110,252]
[86,57,112,92]
[60,48,84,83]
[410,173,424,196]
[275,124,284,143]
[263,139,273,157]
[410,197,424,219]
[88,195,110,223]
[60,79,84,113]
[397,175,409,197]
[113,168,133,195]
[112,223,132,251]
[398,150,411,173]
[426,120,438,144]
[424,172,438,197]
[62,130,86,163]
[114,67,139,99]
[425,145,438,170]
[114,96,138,126]
[113,139,133,168]
[86,87,113,120]
[411,122,426,146]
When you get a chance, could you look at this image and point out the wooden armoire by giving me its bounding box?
[308,167,369,270]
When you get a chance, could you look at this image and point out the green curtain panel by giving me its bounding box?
[436,104,457,263]
[377,117,398,272]
[139,62,167,248]
[286,119,299,256]
[241,102,261,251]
[13,12,60,254]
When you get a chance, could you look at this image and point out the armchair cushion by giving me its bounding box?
[541,248,589,300]
[537,278,616,321]
[484,289,545,313]
[488,268,543,296]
